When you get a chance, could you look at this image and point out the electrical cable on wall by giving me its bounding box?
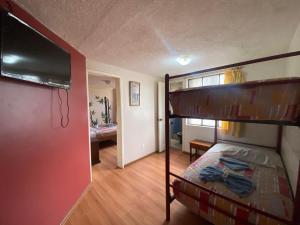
[57,88,70,128]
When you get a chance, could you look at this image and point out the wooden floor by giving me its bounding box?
[64,145,210,225]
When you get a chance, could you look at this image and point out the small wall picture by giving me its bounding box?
[129,81,140,106]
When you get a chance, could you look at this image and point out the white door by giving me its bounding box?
[158,81,165,152]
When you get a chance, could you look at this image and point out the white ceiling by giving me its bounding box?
[16,0,300,77]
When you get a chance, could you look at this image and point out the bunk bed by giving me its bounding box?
[165,51,300,225]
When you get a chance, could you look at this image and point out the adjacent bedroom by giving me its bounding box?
[88,74,119,167]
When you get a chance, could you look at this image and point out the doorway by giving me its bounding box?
[170,118,182,150]
[87,72,123,169]
[157,81,183,152]
[157,81,165,152]
[157,81,184,152]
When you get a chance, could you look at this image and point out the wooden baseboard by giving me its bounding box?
[124,152,156,167]
[60,183,91,225]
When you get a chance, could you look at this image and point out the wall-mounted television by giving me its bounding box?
[0,11,71,89]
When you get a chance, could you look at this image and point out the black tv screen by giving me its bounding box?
[0,11,71,89]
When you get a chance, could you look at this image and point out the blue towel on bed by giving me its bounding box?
[199,166,254,197]
[219,157,249,171]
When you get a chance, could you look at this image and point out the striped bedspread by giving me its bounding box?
[173,143,293,225]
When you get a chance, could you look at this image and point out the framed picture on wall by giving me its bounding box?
[129,81,140,106]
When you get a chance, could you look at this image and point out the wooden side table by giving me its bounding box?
[189,139,213,162]
[91,138,101,165]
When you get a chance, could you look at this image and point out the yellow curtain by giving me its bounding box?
[221,68,245,137]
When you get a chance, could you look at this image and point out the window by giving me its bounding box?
[187,73,224,127]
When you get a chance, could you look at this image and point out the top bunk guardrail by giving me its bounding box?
[169,77,300,126]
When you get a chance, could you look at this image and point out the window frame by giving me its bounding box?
[186,73,224,128]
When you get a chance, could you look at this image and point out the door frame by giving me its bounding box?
[87,69,125,169]
[158,81,165,152]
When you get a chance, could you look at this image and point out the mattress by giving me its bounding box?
[90,125,117,139]
[173,143,294,225]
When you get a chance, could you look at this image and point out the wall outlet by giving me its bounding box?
[142,144,145,149]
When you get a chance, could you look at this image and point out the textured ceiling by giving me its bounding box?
[15,0,300,76]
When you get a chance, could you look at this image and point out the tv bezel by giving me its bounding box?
[0,10,71,89]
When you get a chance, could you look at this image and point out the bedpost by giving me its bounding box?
[293,162,300,224]
[165,74,171,221]
[214,120,218,143]
[276,125,283,154]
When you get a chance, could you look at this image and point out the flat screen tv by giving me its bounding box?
[0,11,71,89]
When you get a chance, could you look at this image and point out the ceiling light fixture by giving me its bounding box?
[176,55,191,66]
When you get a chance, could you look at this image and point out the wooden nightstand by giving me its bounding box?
[90,138,101,165]
[189,139,213,162]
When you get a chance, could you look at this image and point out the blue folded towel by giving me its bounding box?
[219,157,249,171]
[199,166,255,197]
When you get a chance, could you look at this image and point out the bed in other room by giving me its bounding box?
[90,124,117,142]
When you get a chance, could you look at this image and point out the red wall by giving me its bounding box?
[0,1,91,225]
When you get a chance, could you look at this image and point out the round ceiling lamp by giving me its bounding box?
[176,55,191,66]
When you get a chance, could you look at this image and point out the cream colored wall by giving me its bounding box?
[282,22,300,195]
[182,61,287,153]
[87,60,162,165]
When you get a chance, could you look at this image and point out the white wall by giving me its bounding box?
[282,22,300,195]
[182,61,287,152]
[87,60,162,165]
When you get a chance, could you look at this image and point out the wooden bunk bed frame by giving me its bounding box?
[165,51,300,225]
